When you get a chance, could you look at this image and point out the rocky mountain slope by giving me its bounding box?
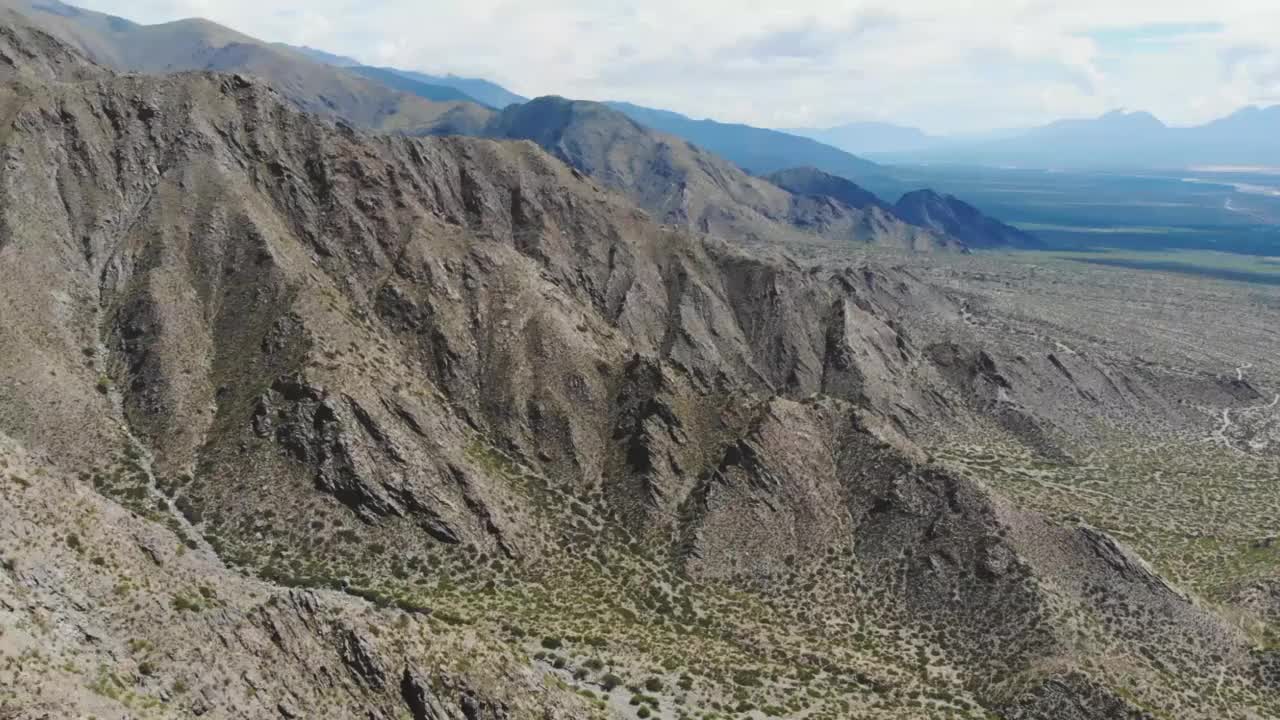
[483,96,960,252]
[1,11,1278,720]
[0,0,487,133]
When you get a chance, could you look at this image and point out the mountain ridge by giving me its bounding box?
[276,40,529,109]
[485,96,962,252]
[605,100,883,181]
[0,0,1033,252]
[882,106,1280,168]
[1,8,1278,720]
[0,0,486,133]
[785,120,939,154]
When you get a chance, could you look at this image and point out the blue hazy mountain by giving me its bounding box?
[893,189,1041,249]
[1182,105,1280,163]
[786,121,939,154]
[604,101,882,181]
[388,70,527,109]
[344,66,480,105]
[277,43,526,109]
[888,108,1280,169]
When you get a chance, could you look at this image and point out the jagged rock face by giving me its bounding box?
[0,7,99,82]
[0,60,965,558]
[894,189,1040,249]
[483,97,959,252]
[1,17,1276,720]
[2,54,1005,559]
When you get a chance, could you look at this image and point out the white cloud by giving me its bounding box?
[73,0,1280,134]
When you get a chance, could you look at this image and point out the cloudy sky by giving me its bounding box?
[76,0,1280,134]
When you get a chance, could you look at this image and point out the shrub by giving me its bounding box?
[601,673,623,691]
[174,496,203,524]
[541,636,563,650]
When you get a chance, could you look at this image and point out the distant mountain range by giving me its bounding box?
[604,101,883,182]
[388,69,527,109]
[483,98,964,252]
[344,65,478,104]
[284,44,528,109]
[797,108,1280,170]
[786,121,941,155]
[20,0,1271,175]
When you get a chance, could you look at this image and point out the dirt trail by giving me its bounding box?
[1236,362,1253,382]
[1208,363,1279,452]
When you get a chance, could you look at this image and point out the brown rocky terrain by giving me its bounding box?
[1,9,1278,720]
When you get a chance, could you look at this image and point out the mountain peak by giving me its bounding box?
[1100,108,1165,126]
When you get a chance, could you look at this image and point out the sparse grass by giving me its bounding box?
[936,437,1280,601]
